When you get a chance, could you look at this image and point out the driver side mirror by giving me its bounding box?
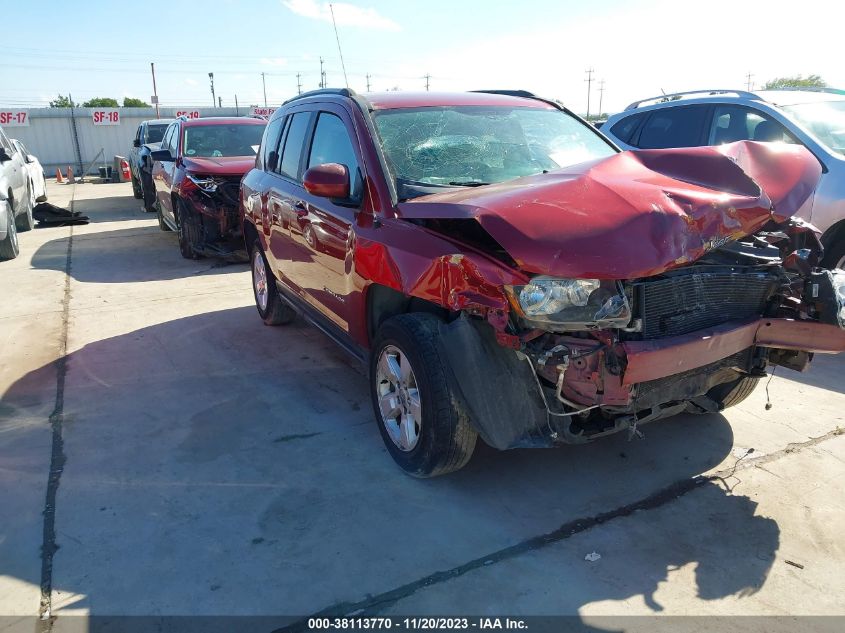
[25,155,35,164]
[133,139,141,148]
[150,149,173,162]
[302,163,350,200]
[0,148,11,162]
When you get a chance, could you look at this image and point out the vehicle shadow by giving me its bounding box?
[28,226,248,283]
[771,352,845,395]
[0,307,781,623]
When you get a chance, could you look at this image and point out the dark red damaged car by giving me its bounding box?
[240,89,845,477]
[151,116,265,259]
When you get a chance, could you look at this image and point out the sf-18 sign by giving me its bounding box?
[0,110,30,127]
[249,106,277,118]
[92,109,120,125]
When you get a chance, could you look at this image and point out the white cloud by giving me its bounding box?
[260,57,288,67]
[282,0,400,31]
[184,78,199,87]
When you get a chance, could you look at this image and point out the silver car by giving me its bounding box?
[602,89,845,268]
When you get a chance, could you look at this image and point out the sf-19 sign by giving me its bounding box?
[92,109,120,125]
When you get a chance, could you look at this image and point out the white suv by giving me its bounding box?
[0,125,33,260]
[602,89,845,268]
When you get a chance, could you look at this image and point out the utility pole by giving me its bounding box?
[218,96,222,108]
[261,72,267,107]
[585,68,594,119]
[208,72,216,108]
[319,57,325,89]
[598,79,605,117]
[366,73,371,92]
[424,74,431,91]
[234,94,239,116]
[150,62,160,119]
[746,71,754,91]
[296,73,302,95]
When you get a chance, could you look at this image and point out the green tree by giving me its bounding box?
[763,74,827,90]
[49,94,78,108]
[122,97,150,107]
[82,97,120,108]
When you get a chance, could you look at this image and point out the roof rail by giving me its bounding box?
[625,89,760,110]
[282,88,356,105]
[472,90,538,98]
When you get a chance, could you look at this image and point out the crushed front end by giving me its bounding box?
[182,174,248,261]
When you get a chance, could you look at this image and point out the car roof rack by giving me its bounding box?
[625,89,761,110]
[282,88,356,105]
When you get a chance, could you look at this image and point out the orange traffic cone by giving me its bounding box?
[56,168,64,184]
[66,167,74,183]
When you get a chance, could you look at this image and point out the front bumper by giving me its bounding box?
[622,318,845,384]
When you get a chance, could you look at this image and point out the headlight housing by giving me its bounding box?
[807,269,845,329]
[186,174,220,193]
[506,277,631,331]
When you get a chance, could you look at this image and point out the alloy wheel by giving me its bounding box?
[375,344,422,451]
[252,250,269,311]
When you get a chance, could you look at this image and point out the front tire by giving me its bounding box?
[0,205,20,260]
[251,241,295,325]
[370,313,477,477]
[706,375,760,410]
[822,239,845,270]
[141,171,156,213]
[176,198,204,260]
[15,184,34,232]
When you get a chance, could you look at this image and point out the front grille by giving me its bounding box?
[631,270,778,340]
[218,180,241,207]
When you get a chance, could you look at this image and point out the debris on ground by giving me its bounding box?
[33,202,90,226]
[584,551,601,562]
[785,560,805,569]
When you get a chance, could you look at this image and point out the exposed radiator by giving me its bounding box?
[630,270,779,340]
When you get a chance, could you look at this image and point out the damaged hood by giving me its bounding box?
[398,141,821,279]
[181,155,256,176]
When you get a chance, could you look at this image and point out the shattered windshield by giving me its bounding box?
[783,101,845,156]
[182,124,266,158]
[373,105,616,199]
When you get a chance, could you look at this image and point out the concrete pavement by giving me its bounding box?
[1,180,843,631]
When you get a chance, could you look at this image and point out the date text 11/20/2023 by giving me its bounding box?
[307,617,528,630]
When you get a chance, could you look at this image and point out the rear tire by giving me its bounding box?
[370,313,477,477]
[15,184,34,232]
[706,375,760,410]
[141,171,156,213]
[251,241,295,326]
[156,200,171,232]
[0,205,20,260]
[131,174,143,199]
[176,198,204,260]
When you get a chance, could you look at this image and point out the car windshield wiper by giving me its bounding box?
[448,180,491,187]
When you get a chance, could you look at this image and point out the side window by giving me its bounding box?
[0,129,13,152]
[135,125,143,144]
[168,125,180,155]
[279,112,311,180]
[609,113,646,144]
[160,125,174,155]
[307,112,360,173]
[260,116,286,172]
[710,105,795,144]
[637,105,708,149]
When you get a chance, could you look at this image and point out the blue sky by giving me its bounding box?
[1,0,842,114]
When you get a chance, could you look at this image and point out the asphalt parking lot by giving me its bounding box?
[1,180,844,630]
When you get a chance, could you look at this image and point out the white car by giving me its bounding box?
[12,139,47,205]
[601,89,845,268]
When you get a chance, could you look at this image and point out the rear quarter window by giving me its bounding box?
[637,105,709,149]
[609,113,646,144]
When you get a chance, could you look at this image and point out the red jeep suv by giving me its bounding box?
[241,88,845,477]
[151,116,265,259]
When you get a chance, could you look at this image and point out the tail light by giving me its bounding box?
[120,159,131,181]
